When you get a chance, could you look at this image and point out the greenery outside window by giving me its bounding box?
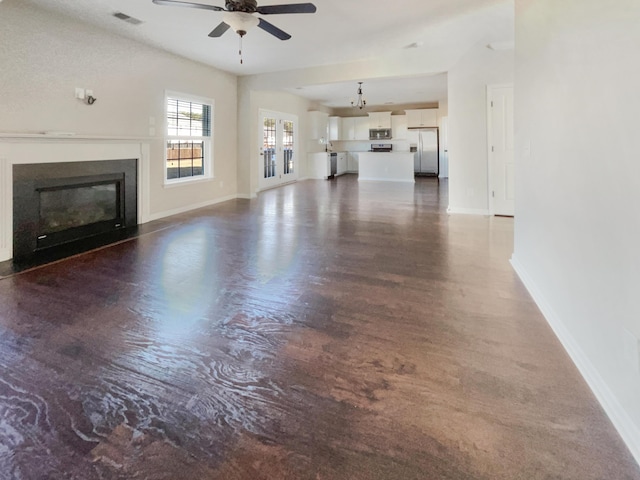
[165,94,213,182]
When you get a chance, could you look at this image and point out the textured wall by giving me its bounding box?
[0,0,238,217]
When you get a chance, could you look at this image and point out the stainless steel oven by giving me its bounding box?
[370,144,392,152]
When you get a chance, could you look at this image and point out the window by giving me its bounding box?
[165,94,213,182]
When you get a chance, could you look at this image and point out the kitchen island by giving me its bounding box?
[358,152,415,183]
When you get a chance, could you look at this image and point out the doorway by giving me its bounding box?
[259,110,298,191]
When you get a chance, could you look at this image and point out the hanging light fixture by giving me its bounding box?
[351,82,366,109]
[223,11,259,64]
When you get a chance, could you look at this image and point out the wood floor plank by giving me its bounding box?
[0,176,638,479]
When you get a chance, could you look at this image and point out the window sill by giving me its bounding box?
[163,176,214,188]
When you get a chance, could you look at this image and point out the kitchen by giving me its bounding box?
[307,107,448,183]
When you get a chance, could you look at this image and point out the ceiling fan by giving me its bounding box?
[152,0,316,42]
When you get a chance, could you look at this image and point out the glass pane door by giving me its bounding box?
[263,117,277,179]
[259,110,298,191]
[283,120,294,175]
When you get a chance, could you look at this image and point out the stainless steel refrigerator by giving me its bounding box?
[409,127,439,176]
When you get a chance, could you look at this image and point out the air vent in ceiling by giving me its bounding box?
[113,12,143,25]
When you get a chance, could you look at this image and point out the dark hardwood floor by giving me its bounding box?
[0,175,638,479]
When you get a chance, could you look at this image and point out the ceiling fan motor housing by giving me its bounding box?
[226,0,258,13]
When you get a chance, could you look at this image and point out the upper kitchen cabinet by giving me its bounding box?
[340,117,354,140]
[341,117,369,141]
[405,109,439,128]
[308,111,329,140]
[355,117,369,140]
[328,116,341,141]
[392,115,408,140]
[367,111,392,129]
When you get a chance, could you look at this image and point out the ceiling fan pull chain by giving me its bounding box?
[239,34,243,64]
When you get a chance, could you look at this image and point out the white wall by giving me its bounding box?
[236,79,325,197]
[512,0,640,464]
[447,43,514,214]
[0,0,238,218]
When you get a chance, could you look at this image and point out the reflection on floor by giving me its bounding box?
[0,175,638,479]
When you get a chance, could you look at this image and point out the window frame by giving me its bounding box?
[164,91,214,185]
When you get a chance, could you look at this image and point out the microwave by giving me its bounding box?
[369,128,392,140]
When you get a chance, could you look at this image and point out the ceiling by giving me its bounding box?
[284,74,448,111]
[21,0,514,108]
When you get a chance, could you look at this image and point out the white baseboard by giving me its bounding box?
[511,254,640,468]
[446,206,489,215]
[236,193,257,200]
[145,194,238,222]
[358,177,414,183]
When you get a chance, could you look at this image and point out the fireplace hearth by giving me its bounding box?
[13,159,137,260]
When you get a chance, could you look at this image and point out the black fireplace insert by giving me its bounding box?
[35,173,125,250]
[13,159,137,260]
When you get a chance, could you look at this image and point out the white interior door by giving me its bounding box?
[259,110,298,191]
[488,85,515,216]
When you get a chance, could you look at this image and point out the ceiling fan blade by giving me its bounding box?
[208,21,231,37]
[257,18,291,40]
[256,3,316,15]
[152,0,224,12]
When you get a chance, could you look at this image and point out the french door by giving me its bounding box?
[259,110,298,190]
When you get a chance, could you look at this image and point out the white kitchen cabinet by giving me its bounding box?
[308,111,329,140]
[340,116,369,140]
[405,109,438,128]
[367,111,392,129]
[337,152,347,175]
[308,152,330,179]
[347,152,359,172]
[354,117,369,140]
[328,116,341,141]
[392,114,408,140]
[340,117,355,140]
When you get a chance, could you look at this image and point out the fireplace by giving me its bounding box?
[13,159,137,260]
[35,173,125,250]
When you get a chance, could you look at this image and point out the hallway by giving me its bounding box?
[0,176,637,479]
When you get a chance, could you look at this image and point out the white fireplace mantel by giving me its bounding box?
[0,136,151,262]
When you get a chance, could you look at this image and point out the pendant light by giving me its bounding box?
[351,82,366,109]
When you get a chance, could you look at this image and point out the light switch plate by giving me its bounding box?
[75,87,85,100]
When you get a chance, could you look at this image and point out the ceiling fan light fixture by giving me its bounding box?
[223,11,259,35]
[153,0,318,64]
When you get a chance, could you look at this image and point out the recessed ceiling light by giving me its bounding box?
[113,12,144,25]
[404,41,424,49]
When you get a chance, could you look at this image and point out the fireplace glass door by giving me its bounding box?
[39,182,119,234]
[34,176,125,250]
